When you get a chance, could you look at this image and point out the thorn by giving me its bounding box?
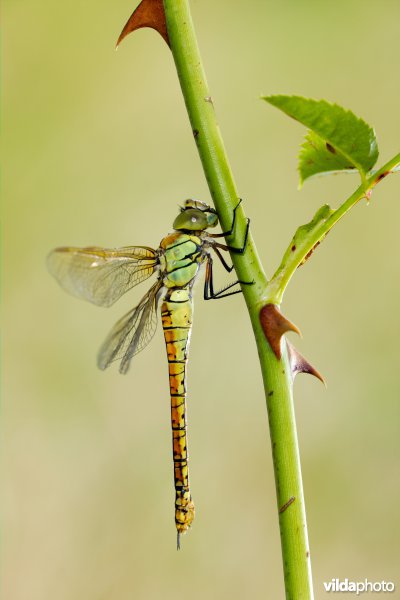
[286,340,326,386]
[116,0,170,48]
[259,304,301,359]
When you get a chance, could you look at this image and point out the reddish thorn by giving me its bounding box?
[116,0,170,48]
[259,304,301,359]
[287,340,326,385]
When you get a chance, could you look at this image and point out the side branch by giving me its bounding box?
[266,153,400,305]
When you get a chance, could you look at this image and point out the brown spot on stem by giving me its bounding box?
[259,304,301,359]
[117,0,170,47]
[279,496,295,513]
[193,129,199,139]
[376,171,389,182]
[299,240,321,267]
[287,340,325,385]
[291,245,296,252]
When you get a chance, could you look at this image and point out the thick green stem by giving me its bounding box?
[163,1,313,597]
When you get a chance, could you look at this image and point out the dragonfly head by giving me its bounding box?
[173,200,219,232]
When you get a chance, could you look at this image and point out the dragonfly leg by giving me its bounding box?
[213,246,235,273]
[208,198,242,238]
[204,255,252,300]
[207,199,250,255]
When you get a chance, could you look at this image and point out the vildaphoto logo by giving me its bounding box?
[323,579,395,594]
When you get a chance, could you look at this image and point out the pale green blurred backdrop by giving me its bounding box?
[3,1,400,599]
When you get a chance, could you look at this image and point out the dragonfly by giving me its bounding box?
[47,199,250,548]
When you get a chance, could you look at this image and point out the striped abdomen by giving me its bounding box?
[161,287,195,547]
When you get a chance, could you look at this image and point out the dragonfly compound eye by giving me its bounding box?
[173,209,209,231]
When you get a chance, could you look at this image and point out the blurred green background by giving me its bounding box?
[3,1,400,598]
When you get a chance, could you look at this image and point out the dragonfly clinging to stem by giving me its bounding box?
[47,199,251,549]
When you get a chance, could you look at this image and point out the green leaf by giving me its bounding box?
[298,130,357,186]
[263,95,379,183]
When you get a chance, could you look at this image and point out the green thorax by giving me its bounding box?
[159,232,204,289]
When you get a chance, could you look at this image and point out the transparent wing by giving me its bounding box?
[97,280,163,374]
[47,245,158,307]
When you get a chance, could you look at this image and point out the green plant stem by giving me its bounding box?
[266,153,400,304]
[163,1,313,597]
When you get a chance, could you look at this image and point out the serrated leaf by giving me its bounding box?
[263,95,379,181]
[298,130,357,186]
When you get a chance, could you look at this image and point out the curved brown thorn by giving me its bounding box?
[116,0,170,48]
[287,340,326,386]
[259,304,301,359]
